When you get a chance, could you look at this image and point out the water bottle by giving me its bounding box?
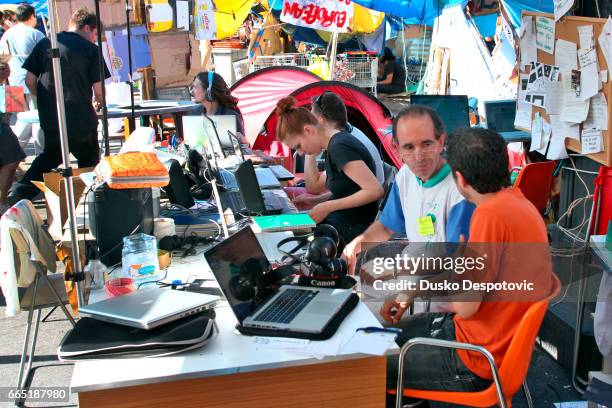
[85,259,107,290]
[121,233,161,287]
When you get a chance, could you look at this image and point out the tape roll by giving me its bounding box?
[154,217,176,239]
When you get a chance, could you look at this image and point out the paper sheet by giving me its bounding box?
[546,117,569,159]
[561,70,590,123]
[176,0,189,31]
[536,120,552,156]
[578,25,594,49]
[598,17,612,77]
[520,16,538,67]
[530,112,543,151]
[536,16,555,54]
[584,92,609,130]
[515,74,533,130]
[342,330,398,356]
[554,0,574,21]
[581,128,603,154]
[555,39,578,71]
[545,80,564,115]
[578,48,600,101]
[550,114,580,141]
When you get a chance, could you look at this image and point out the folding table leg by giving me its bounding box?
[15,276,39,406]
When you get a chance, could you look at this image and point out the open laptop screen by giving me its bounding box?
[204,227,271,322]
[484,100,518,133]
[209,115,238,151]
[182,115,225,158]
[410,95,470,135]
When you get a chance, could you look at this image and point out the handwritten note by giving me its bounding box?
[536,16,555,54]
[581,128,603,154]
[560,69,590,123]
[584,92,609,131]
[546,80,564,115]
[549,114,580,141]
[342,330,398,356]
[520,16,537,67]
[578,25,594,49]
[599,17,612,77]
[578,48,600,101]
[555,39,578,71]
[554,0,574,22]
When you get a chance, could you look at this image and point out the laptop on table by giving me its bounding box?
[204,226,353,333]
[220,159,285,216]
[79,288,219,330]
[484,100,531,143]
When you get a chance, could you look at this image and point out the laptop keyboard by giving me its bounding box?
[254,288,318,324]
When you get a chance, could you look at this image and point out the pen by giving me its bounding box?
[356,327,402,334]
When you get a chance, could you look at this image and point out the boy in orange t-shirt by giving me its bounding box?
[386,128,552,395]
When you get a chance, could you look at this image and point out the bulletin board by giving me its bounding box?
[520,12,611,166]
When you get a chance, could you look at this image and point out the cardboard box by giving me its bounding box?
[31,168,93,240]
[149,32,190,88]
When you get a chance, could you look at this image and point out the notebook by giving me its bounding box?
[251,213,316,233]
[204,226,352,334]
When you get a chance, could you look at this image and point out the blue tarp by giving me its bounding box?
[352,0,466,25]
[502,0,553,29]
[473,12,498,37]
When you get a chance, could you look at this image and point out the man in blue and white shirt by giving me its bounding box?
[343,105,475,272]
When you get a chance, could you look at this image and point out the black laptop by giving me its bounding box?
[220,160,285,216]
[484,100,531,143]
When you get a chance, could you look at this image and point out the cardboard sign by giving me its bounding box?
[280,0,354,33]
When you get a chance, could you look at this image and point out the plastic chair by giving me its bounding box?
[513,161,556,213]
[391,274,561,408]
[0,200,76,406]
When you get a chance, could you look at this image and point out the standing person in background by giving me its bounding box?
[0,4,45,154]
[9,7,109,202]
[0,56,26,214]
[377,47,406,95]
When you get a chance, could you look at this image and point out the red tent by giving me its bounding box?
[263,81,400,168]
[230,66,320,148]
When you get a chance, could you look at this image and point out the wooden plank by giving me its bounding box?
[78,356,387,408]
[521,12,611,166]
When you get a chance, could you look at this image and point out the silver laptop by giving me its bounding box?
[79,288,219,330]
[204,226,352,333]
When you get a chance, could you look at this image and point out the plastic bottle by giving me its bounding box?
[121,233,161,287]
[85,259,108,290]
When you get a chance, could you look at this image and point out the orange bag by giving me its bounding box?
[96,152,169,189]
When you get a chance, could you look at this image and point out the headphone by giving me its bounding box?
[228,257,277,302]
[276,224,347,277]
[205,71,215,102]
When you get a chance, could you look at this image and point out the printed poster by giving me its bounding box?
[194,0,217,40]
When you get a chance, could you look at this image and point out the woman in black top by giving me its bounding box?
[377,47,406,94]
[275,96,383,245]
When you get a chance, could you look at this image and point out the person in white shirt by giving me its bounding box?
[0,4,45,154]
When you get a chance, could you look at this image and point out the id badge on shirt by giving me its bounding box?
[417,215,435,237]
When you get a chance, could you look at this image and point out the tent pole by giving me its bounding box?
[125,0,136,128]
[46,0,86,307]
[329,30,338,80]
[94,0,110,156]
